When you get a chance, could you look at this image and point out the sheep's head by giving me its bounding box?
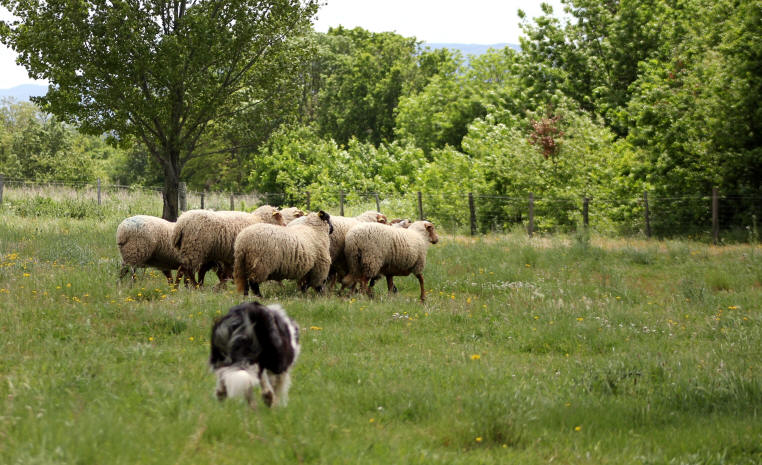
[318,210,333,235]
[280,207,306,224]
[271,210,286,226]
[390,219,411,228]
[358,210,387,224]
[424,222,439,244]
[375,213,388,224]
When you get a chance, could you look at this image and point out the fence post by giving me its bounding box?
[528,192,535,237]
[582,196,589,228]
[468,192,477,236]
[178,182,187,212]
[97,178,101,206]
[643,191,651,238]
[339,190,345,216]
[712,187,719,245]
[417,191,423,220]
[374,192,380,213]
[200,191,205,209]
[230,193,235,211]
[0,174,4,205]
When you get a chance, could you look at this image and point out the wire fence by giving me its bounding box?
[1,176,761,243]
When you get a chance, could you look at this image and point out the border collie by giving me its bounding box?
[210,302,300,408]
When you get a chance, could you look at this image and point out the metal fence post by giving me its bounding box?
[97,178,101,205]
[339,190,345,216]
[528,192,535,237]
[417,191,423,220]
[468,192,477,236]
[230,193,235,211]
[200,191,205,209]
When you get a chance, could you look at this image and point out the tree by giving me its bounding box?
[1,0,318,220]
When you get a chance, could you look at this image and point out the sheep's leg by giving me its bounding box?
[416,273,426,302]
[251,281,262,298]
[260,370,275,407]
[197,262,215,286]
[242,279,250,296]
[161,269,173,284]
[386,275,398,294]
[358,277,373,298]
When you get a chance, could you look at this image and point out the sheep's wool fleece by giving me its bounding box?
[327,211,387,261]
[173,206,282,272]
[234,212,331,288]
[116,215,181,270]
[344,221,433,278]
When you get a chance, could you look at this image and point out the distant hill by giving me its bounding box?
[425,43,520,56]
[0,84,48,102]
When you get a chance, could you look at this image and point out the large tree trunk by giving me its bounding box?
[161,152,181,222]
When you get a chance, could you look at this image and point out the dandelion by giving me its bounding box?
[728,306,739,310]
[22,273,30,277]
[310,326,323,331]
[149,337,154,342]
[466,297,472,304]
[475,437,483,443]
[369,418,375,423]
[66,283,71,288]
[565,402,571,407]
[470,354,481,360]
[577,317,584,322]
[525,264,531,268]
[574,425,582,432]
[189,337,194,342]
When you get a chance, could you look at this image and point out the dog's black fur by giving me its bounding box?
[210,301,300,407]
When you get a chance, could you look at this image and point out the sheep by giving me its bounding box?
[173,205,286,286]
[116,215,186,284]
[279,207,306,224]
[325,210,388,289]
[210,301,300,408]
[342,220,439,301]
[233,211,333,297]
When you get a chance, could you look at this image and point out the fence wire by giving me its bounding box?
[1,177,761,241]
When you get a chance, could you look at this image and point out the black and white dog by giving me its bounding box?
[210,302,300,408]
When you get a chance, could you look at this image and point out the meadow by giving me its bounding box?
[0,191,761,464]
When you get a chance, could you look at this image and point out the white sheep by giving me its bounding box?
[326,210,388,289]
[279,206,306,224]
[116,215,185,284]
[233,211,333,297]
[173,205,285,286]
[342,220,439,301]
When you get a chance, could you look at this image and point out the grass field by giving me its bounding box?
[1,200,761,464]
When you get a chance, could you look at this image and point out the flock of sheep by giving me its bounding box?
[116,205,439,301]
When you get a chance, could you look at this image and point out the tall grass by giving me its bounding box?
[0,200,761,464]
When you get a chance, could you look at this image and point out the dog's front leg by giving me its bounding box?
[260,370,275,407]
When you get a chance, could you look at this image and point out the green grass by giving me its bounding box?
[1,207,761,464]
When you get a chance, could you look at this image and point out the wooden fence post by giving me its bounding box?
[468,192,477,236]
[230,193,235,211]
[305,191,311,212]
[0,174,4,205]
[582,196,589,228]
[97,178,101,205]
[712,187,719,245]
[200,191,205,209]
[374,192,380,213]
[417,191,423,220]
[339,190,345,216]
[528,192,535,237]
[643,191,651,238]
[178,182,187,212]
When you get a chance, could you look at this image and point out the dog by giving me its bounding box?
[210,301,300,408]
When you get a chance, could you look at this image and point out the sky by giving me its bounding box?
[1,0,565,89]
